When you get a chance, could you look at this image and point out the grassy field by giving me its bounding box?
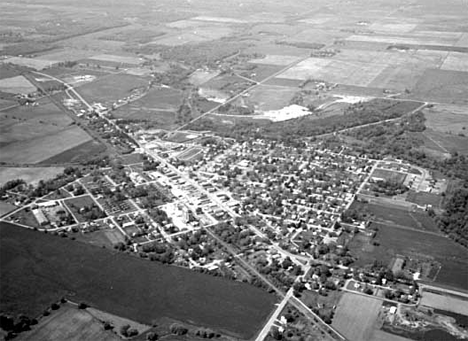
[406,190,443,208]
[0,167,64,186]
[332,292,382,341]
[349,222,468,290]
[17,305,120,341]
[78,73,148,103]
[422,129,468,155]
[243,85,298,111]
[423,104,468,135]
[0,222,276,339]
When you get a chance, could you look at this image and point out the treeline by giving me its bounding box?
[188,99,422,142]
[437,185,468,247]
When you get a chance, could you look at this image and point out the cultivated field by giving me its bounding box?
[16,305,120,341]
[332,292,382,341]
[0,222,276,339]
[420,292,468,316]
[0,75,36,94]
[349,201,440,232]
[0,99,96,164]
[349,222,468,290]
[441,52,468,72]
[1,125,93,164]
[410,69,468,104]
[0,167,64,186]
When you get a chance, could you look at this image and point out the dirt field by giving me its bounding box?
[0,167,64,186]
[332,292,382,341]
[16,305,120,341]
[420,291,468,316]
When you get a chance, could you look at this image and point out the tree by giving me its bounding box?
[146,332,159,340]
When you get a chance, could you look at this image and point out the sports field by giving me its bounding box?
[0,222,276,339]
[333,293,382,341]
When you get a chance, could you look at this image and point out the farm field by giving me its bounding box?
[0,167,64,186]
[349,201,440,233]
[1,125,93,164]
[0,99,96,164]
[349,222,468,290]
[0,75,36,94]
[0,222,276,339]
[78,73,148,104]
[332,292,382,341]
[16,305,120,341]
[40,139,107,165]
[409,69,468,104]
[420,291,468,316]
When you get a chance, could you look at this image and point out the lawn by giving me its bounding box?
[332,292,382,341]
[16,305,120,341]
[74,228,125,248]
[0,222,276,339]
[349,222,468,290]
